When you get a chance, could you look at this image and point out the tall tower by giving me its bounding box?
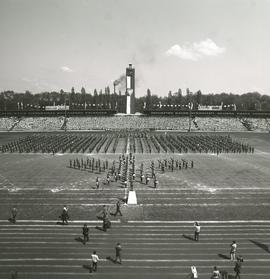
[126,64,135,114]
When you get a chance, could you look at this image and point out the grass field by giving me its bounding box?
[0,131,269,278]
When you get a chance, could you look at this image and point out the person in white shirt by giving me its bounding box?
[230,241,237,261]
[211,266,221,279]
[190,266,198,278]
[194,222,200,241]
[90,251,99,272]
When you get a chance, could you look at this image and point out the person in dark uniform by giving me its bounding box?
[114,243,122,264]
[234,256,243,279]
[114,200,123,216]
[11,207,17,224]
[103,215,111,232]
[60,206,69,225]
[82,224,89,245]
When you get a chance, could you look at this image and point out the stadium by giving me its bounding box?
[0,63,270,279]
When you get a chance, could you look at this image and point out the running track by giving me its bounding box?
[0,220,269,278]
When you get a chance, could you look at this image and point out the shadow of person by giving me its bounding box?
[106,256,116,263]
[250,239,269,253]
[95,225,105,231]
[8,217,15,224]
[218,253,230,260]
[182,234,195,241]
[82,264,92,272]
[74,237,84,244]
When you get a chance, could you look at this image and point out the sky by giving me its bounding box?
[0,0,270,97]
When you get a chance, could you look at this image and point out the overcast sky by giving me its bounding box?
[0,0,270,96]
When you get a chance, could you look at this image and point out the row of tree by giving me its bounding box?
[0,87,270,111]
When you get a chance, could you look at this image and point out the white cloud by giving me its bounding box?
[165,44,199,61]
[166,39,225,61]
[60,66,73,73]
[193,39,225,56]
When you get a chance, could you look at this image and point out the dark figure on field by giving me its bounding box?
[82,224,89,244]
[11,207,17,224]
[234,256,243,279]
[11,271,18,279]
[90,250,99,272]
[60,206,69,224]
[194,221,200,241]
[140,174,144,183]
[102,205,108,219]
[146,175,150,185]
[153,178,158,189]
[114,243,122,264]
[103,216,111,232]
[96,177,100,189]
[114,200,123,216]
[211,266,221,279]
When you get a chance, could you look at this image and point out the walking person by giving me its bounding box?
[114,200,123,216]
[153,178,158,189]
[60,205,69,225]
[194,222,200,241]
[146,175,150,185]
[114,242,122,264]
[11,207,17,224]
[234,256,243,279]
[189,266,198,278]
[11,271,18,279]
[96,177,100,189]
[90,251,99,272]
[82,224,89,245]
[230,241,237,261]
[103,215,111,232]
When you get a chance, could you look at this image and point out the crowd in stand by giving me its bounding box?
[194,117,247,132]
[15,117,65,131]
[0,117,18,131]
[0,115,270,132]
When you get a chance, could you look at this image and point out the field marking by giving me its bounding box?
[1,202,270,206]
[2,233,270,236]
[0,241,268,245]
[1,197,270,201]
[128,220,270,223]
[0,247,262,251]
[0,220,120,223]
[1,187,270,191]
[1,220,270,224]
[1,258,270,262]
[0,270,269,275]
[2,226,270,230]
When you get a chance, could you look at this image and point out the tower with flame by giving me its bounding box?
[126,64,135,114]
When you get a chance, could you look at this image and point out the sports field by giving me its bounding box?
[0,131,270,278]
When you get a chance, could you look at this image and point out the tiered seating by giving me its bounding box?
[248,118,270,132]
[0,117,17,131]
[195,117,248,131]
[14,117,64,131]
[66,116,191,130]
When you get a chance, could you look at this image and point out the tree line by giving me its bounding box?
[1,87,270,112]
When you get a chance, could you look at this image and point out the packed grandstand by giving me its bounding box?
[0,115,269,132]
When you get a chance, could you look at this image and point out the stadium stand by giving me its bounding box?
[0,117,18,131]
[13,117,65,131]
[195,117,248,132]
[66,116,191,131]
[0,115,269,132]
